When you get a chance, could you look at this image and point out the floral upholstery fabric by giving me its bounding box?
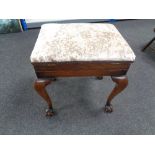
[30,23,136,62]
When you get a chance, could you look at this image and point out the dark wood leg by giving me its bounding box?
[34,79,54,117]
[142,37,155,51]
[104,76,128,113]
[96,76,103,80]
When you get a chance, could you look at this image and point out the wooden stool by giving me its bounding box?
[30,23,136,117]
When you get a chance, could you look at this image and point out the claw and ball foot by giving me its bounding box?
[34,79,54,117]
[104,104,113,113]
[104,76,128,113]
[46,108,54,117]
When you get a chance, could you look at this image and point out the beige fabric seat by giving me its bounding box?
[30,23,136,63]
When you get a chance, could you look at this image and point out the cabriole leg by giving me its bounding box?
[104,76,128,113]
[34,79,54,117]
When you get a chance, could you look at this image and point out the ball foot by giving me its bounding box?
[46,108,54,117]
[104,104,113,113]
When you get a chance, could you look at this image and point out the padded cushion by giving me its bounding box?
[30,23,136,62]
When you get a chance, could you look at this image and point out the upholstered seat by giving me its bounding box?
[30,23,135,63]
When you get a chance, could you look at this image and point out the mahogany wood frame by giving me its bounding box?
[32,61,133,117]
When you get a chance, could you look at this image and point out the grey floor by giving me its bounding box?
[0,20,155,135]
